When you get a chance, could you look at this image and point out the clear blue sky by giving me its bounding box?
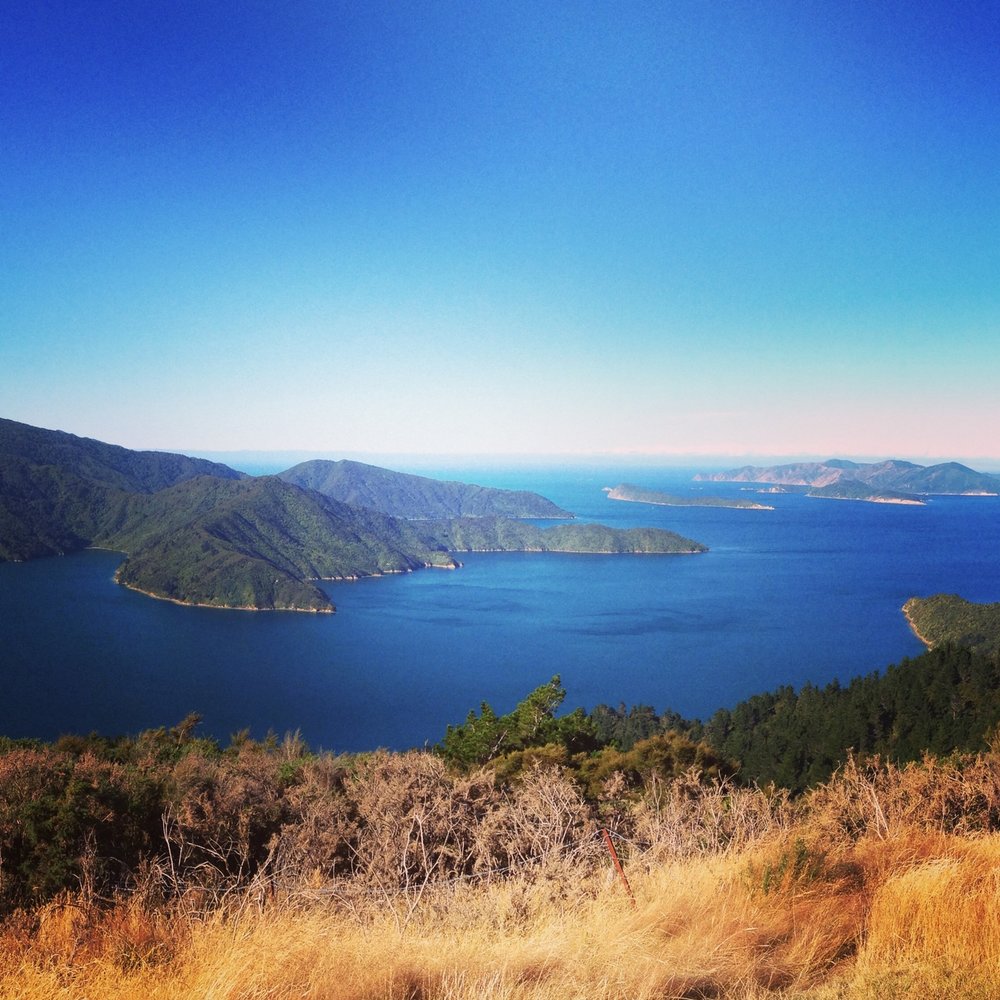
[3,1,998,463]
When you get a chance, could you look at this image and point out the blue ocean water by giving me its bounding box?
[1,467,997,750]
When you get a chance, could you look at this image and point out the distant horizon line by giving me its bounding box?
[7,415,998,471]
[182,448,1000,473]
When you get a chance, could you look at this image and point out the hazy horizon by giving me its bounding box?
[182,446,1000,477]
[4,3,997,459]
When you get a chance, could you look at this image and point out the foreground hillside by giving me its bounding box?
[2,740,999,999]
[3,647,1000,998]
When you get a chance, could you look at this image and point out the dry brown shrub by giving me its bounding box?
[485,763,598,868]
[163,746,286,891]
[625,768,795,861]
[272,753,358,878]
[343,750,493,889]
[274,753,599,899]
[805,751,1000,847]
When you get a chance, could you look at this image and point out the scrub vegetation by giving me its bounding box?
[2,654,1000,998]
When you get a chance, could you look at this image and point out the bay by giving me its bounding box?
[1,466,997,750]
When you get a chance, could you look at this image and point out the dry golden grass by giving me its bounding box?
[4,757,1000,998]
[6,827,1000,1000]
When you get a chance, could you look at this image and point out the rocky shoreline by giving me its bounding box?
[902,600,933,648]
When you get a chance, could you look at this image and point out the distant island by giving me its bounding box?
[695,458,1000,499]
[604,483,773,510]
[903,594,1000,657]
[0,417,707,612]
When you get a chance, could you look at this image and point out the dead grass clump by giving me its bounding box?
[805,752,1000,846]
[0,836,875,1000]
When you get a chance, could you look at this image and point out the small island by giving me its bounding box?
[604,483,773,510]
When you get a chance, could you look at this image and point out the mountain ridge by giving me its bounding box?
[695,458,1000,495]
[278,458,573,519]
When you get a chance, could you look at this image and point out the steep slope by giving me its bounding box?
[104,476,459,612]
[0,417,245,560]
[0,417,244,493]
[0,458,129,560]
[278,459,573,519]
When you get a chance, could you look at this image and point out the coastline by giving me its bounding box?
[115,576,335,614]
[446,546,705,555]
[902,601,933,649]
[806,495,925,506]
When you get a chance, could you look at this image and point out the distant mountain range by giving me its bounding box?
[0,418,705,611]
[695,459,1000,497]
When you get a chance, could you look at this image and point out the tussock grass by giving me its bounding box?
[3,756,1000,998]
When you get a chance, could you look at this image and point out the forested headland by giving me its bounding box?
[903,593,1000,657]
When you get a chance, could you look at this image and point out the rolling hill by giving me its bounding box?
[277,459,573,519]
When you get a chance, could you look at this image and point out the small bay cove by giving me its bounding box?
[1,466,998,750]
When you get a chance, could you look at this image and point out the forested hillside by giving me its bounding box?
[278,459,573,519]
[590,645,1000,791]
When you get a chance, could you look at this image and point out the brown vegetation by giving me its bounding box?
[1,740,1000,997]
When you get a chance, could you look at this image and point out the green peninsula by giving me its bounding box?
[903,594,1000,657]
[421,517,707,555]
[604,483,773,510]
[0,417,708,611]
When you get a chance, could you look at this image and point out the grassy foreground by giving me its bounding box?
[3,753,1000,999]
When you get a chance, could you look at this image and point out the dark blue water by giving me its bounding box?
[1,467,997,750]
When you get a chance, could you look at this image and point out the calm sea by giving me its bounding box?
[1,466,997,750]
